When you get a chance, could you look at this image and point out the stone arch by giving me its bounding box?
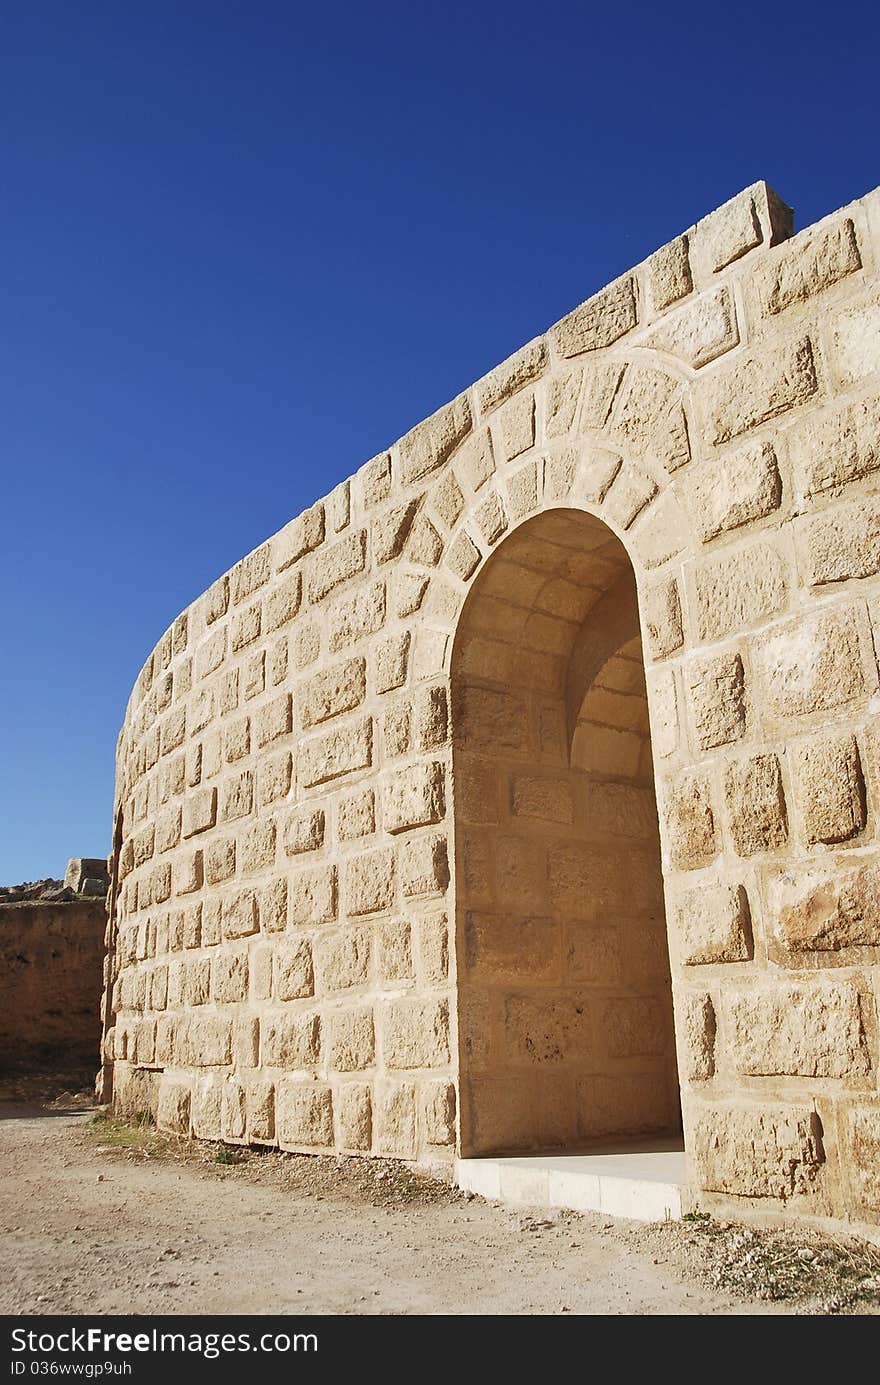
[448,501,682,1156]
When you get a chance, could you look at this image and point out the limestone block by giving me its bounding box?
[768,860,880,952]
[398,392,472,485]
[552,276,638,357]
[344,848,395,915]
[693,542,787,641]
[476,337,548,414]
[337,1082,372,1150]
[240,818,277,874]
[604,466,657,530]
[503,995,592,1064]
[609,365,690,473]
[382,998,449,1069]
[219,669,239,717]
[247,1077,275,1143]
[828,295,880,387]
[222,889,259,940]
[465,908,559,986]
[156,1081,191,1135]
[475,487,509,546]
[646,234,692,312]
[792,732,865,844]
[492,394,535,465]
[231,544,271,604]
[381,699,411,758]
[205,574,229,625]
[797,497,880,586]
[299,718,373,787]
[399,834,449,899]
[264,570,302,632]
[250,944,273,1001]
[406,514,444,566]
[315,930,370,992]
[328,1007,375,1071]
[294,622,321,668]
[643,577,683,659]
[415,908,446,986]
[375,632,410,693]
[359,452,391,509]
[694,1105,824,1199]
[262,1010,321,1068]
[643,286,738,368]
[548,843,627,913]
[328,482,350,532]
[686,652,746,750]
[300,657,366,729]
[457,429,495,493]
[274,504,324,572]
[663,772,717,870]
[728,980,869,1077]
[631,491,688,569]
[447,531,481,582]
[231,601,261,652]
[757,218,861,316]
[211,950,248,1004]
[545,369,582,438]
[204,837,236,885]
[375,1080,417,1158]
[423,1080,456,1145]
[680,991,716,1080]
[688,441,782,542]
[201,898,222,946]
[219,769,253,824]
[676,880,751,964]
[224,716,250,762]
[268,638,288,686]
[328,583,386,654]
[337,787,375,841]
[191,1076,222,1140]
[382,762,445,834]
[791,393,880,497]
[255,691,292,748]
[181,1013,232,1066]
[705,337,818,445]
[432,472,465,530]
[160,707,186,756]
[196,628,226,681]
[307,530,366,604]
[258,751,292,807]
[182,786,216,838]
[372,499,420,564]
[276,1080,334,1148]
[377,919,413,981]
[155,805,182,853]
[847,1106,880,1211]
[752,606,870,719]
[511,774,574,824]
[275,940,314,1000]
[233,1014,260,1067]
[245,652,266,701]
[282,807,325,856]
[414,685,448,749]
[723,753,788,856]
[693,183,792,273]
[259,879,286,936]
[288,865,337,925]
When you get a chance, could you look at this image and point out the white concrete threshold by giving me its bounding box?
[455,1137,688,1222]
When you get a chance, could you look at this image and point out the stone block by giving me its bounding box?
[552,276,638,356]
[328,1008,375,1071]
[693,542,787,641]
[262,1010,321,1068]
[344,848,395,915]
[381,999,450,1069]
[511,774,574,824]
[704,337,818,445]
[680,991,716,1080]
[694,1105,824,1199]
[300,658,366,729]
[382,762,445,834]
[372,499,420,564]
[337,787,376,840]
[276,1081,333,1148]
[376,919,413,981]
[847,1106,880,1211]
[275,504,325,571]
[492,395,534,465]
[398,833,449,898]
[204,574,229,625]
[156,1081,191,1135]
[797,497,880,586]
[288,864,337,925]
[828,296,880,388]
[231,602,261,652]
[282,807,325,856]
[756,217,861,315]
[240,818,277,874]
[423,1080,456,1145]
[447,531,481,582]
[646,234,692,312]
[375,1080,417,1158]
[211,950,248,1004]
[457,428,494,492]
[231,544,271,604]
[768,860,880,953]
[752,606,870,719]
[255,691,292,748]
[264,570,302,632]
[337,1082,372,1150]
[790,392,880,497]
[688,441,782,542]
[728,980,869,1077]
[222,888,259,940]
[247,1077,275,1143]
[643,286,738,368]
[687,652,746,750]
[275,940,314,1000]
[300,718,373,787]
[257,751,292,807]
[219,770,253,824]
[204,836,236,885]
[476,336,547,414]
[792,732,865,844]
[663,772,717,870]
[398,392,472,485]
[224,716,250,762]
[329,582,386,651]
[723,753,788,856]
[609,365,689,471]
[676,880,752,964]
[406,514,444,566]
[374,631,410,693]
[307,530,366,603]
[643,577,683,659]
[182,786,216,838]
[260,877,287,932]
[315,930,371,992]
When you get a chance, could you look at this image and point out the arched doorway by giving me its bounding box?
[452,508,681,1156]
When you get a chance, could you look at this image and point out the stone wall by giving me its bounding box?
[103,178,880,1238]
[1,901,106,1068]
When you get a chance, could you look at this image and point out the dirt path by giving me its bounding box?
[1,1102,876,1316]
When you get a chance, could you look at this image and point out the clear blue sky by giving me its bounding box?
[1,1,877,882]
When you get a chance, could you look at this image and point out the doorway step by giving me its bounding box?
[455,1136,688,1222]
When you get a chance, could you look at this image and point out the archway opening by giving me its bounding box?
[452,508,681,1156]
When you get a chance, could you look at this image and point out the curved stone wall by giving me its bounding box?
[103,178,880,1236]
